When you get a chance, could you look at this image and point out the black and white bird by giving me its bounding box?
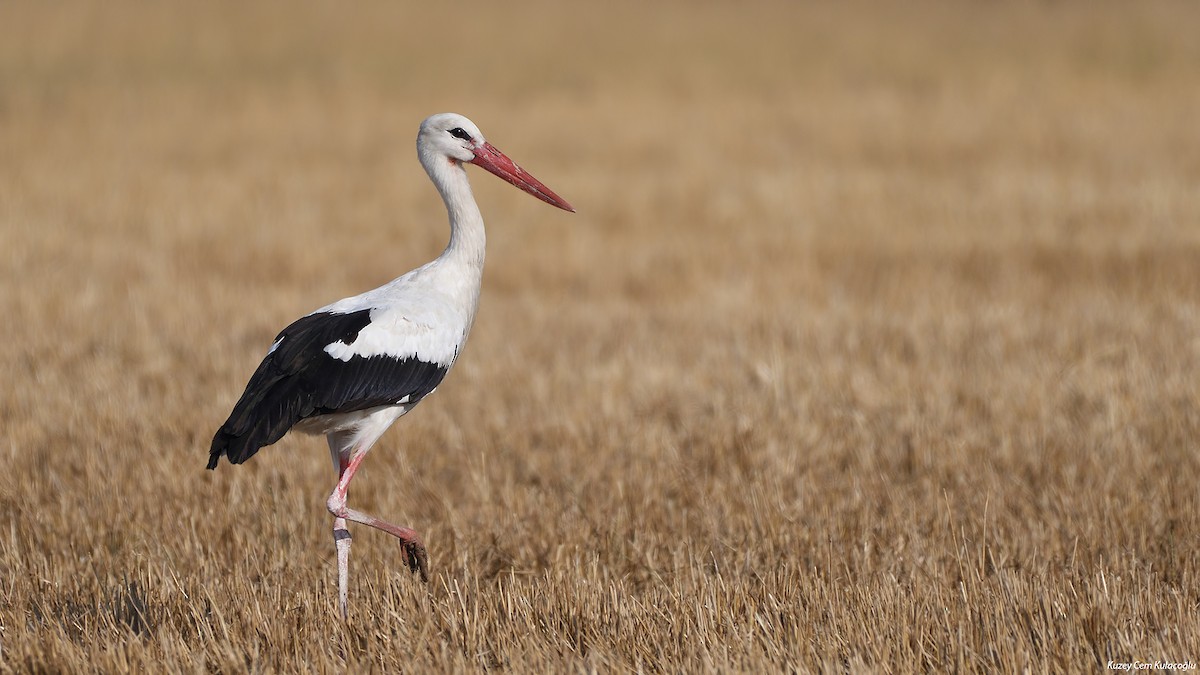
[208,112,573,618]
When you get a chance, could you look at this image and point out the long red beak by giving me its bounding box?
[469,141,575,213]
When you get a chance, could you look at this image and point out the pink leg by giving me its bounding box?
[327,449,429,583]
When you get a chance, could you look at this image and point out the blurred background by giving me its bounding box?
[1,1,1198,670]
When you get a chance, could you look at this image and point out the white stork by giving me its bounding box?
[208,112,574,618]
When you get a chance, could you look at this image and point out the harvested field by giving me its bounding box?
[1,1,1198,672]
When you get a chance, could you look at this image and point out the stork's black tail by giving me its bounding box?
[207,346,316,470]
[207,363,317,469]
[206,393,300,468]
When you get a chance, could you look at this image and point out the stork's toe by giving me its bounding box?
[404,540,429,583]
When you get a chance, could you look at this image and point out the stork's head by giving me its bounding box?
[418,113,574,212]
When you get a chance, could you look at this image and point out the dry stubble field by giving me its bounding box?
[2,1,1199,672]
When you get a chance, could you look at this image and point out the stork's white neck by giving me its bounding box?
[421,151,486,271]
[314,140,488,326]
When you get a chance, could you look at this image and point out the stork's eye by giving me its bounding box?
[448,128,472,141]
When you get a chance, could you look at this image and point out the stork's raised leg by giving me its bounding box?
[324,429,428,616]
[326,448,429,583]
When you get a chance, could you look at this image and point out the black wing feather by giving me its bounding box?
[208,309,449,469]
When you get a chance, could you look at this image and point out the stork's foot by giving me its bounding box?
[403,539,429,583]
